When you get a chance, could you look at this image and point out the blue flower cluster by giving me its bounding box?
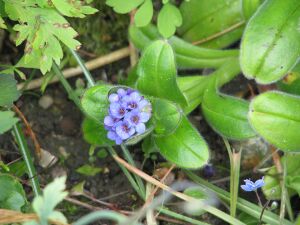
[241,177,265,192]
[104,88,152,145]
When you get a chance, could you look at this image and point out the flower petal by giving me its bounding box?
[109,93,119,103]
[136,123,146,134]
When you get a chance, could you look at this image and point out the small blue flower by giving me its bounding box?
[109,102,127,119]
[116,120,135,140]
[125,110,151,134]
[241,177,265,192]
[104,88,152,145]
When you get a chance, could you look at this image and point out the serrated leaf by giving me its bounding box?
[82,118,114,146]
[154,116,209,168]
[249,91,300,152]
[157,3,182,38]
[76,165,102,176]
[30,177,68,224]
[51,0,98,18]
[202,82,256,140]
[0,174,27,211]
[134,0,153,27]
[106,0,144,14]
[137,40,187,107]
[240,0,300,84]
[178,0,244,48]
[81,84,112,123]
[6,3,82,74]
[0,111,19,134]
[0,74,20,107]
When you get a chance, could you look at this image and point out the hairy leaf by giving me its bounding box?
[202,83,256,140]
[154,116,209,169]
[249,91,300,151]
[240,0,300,84]
[82,118,114,146]
[137,40,187,107]
[178,0,244,48]
[81,84,112,123]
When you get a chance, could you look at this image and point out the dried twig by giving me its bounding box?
[17,47,130,90]
[12,104,41,159]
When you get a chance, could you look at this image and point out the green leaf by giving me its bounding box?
[0,16,6,28]
[0,174,27,211]
[51,0,98,18]
[238,212,258,225]
[76,165,102,176]
[286,176,300,196]
[5,3,83,73]
[152,98,182,136]
[0,111,19,134]
[157,3,182,38]
[249,91,300,152]
[240,0,300,84]
[263,153,300,199]
[137,40,187,107]
[81,84,112,123]
[106,0,144,14]
[241,0,262,20]
[154,116,209,168]
[82,118,114,146]
[178,0,244,49]
[134,0,153,27]
[29,177,68,225]
[183,186,207,216]
[201,82,256,140]
[0,74,20,107]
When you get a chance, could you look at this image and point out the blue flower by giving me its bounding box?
[116,120,135,140]
[104,88,152,145]
[241,177,265,192]
[125,110,151,134]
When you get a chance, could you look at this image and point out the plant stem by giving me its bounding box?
[157,207,211,225]
[12,123,41,196]
[255,190,262,207]
[223,138,241,220]
[70,49,95,87]
[52,62,82,110]
[121,144,146,198]
[73,211,127,225]
[280,154,287,222]
[107,147,145,199]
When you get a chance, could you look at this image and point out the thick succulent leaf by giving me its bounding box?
[202,83,256,140]
[263,153,300,199]
[157,3,182,38]
[0,74,20,107]
[0,111,19,134]
[0,174,27,211]
[178,0,244,49]
[249,91,300,151]
[81,84,112,123]
[240,0,300,84]
[152,98,182,136]
[82,118,114,146]
[134,0,153,27]
[154,116,209,169]
[137,40,187,107]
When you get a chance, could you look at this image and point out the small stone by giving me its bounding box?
[38,95,53,109]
